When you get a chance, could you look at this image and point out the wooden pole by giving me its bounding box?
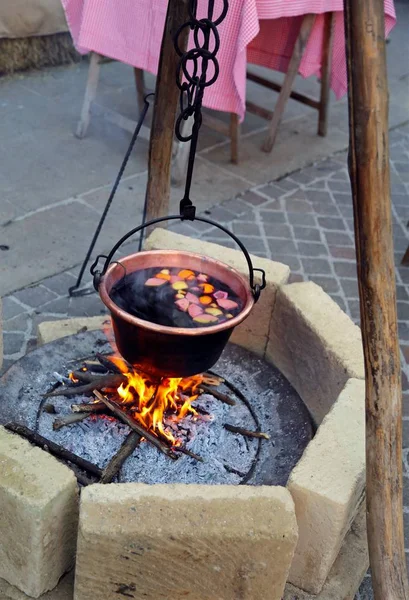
[144,0,190,224]
[343,1,409,597]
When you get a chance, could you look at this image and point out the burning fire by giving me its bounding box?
[99,356,203,445]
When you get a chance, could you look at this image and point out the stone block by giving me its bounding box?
[37,316,110,346]
[266,281,364,423]
[74,483,298,600]
[0,572,74,600]
[287,379,366,594]
[283,501,368,600]
[145,228,290,357]
[0,427,79,598]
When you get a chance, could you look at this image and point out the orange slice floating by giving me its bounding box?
[178,269,195,279]
[199,295,213,305]
[199,283,215,294]
[156,272,171,280]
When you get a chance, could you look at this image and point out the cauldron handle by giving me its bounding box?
[90,215,266,302]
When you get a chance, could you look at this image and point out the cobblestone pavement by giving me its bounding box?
[1,126,408,598]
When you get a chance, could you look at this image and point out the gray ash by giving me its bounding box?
[0,331,314,486]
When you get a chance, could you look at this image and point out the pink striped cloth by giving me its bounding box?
[62,0,396,120]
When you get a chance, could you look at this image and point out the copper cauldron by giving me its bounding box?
[91,215,265,378]
[97,249,257,378]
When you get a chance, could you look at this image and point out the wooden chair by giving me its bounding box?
[75,11,334,181]
[245,12,335,152]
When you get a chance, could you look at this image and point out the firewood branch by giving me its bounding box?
[93,390,179,460]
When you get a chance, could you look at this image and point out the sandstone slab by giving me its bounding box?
[0,427,79,598]
[283,500,368,600]
[145,228,290,357]
[287,379,366,594]
[37,316,110,346]
[74,483,298,600]
[266,281,364,423]
[0,572,75,600]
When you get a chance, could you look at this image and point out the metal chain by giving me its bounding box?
[173,0,229,219]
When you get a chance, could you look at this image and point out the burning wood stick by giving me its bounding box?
[202,373,224,386]
[223,424,270,440]
[200,384,236,406]
[100,432,141,483]
[53,413,90,430]
[82,360,109,373]
[95,353,124,374]
[43,374,126,398]
[173,446,203,462]
[93,391,179,461]
[4,423,103,478]
[71,401,106,413]
[71,370,95,383]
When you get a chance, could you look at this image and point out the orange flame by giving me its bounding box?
[109,357,202,445]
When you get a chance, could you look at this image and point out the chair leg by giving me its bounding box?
[318,12,335,137]
[229,113,240,164]
[76,52,101,139]
[262,13,315,153]
[134,68,146,115]
[402,245,409,266]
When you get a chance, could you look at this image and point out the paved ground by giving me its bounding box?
[1,2,408,597]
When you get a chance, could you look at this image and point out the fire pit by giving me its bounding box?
[0,231,367,600]
[0,329,313,488]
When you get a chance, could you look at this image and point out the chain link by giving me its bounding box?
[173,0,229,218]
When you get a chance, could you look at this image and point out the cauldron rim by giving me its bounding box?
[98,249,255,337]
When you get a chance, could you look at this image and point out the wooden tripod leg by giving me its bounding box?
[262,14,315,153]
[76,52,101,139]
[145,0,190,225]
[230,113,240,164]
[344,0,409,597]
[318,12,335,137]
[134,68,146,114]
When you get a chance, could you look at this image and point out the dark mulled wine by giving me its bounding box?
[109,266,242,328]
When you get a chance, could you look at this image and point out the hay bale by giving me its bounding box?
[0,32,81,75]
